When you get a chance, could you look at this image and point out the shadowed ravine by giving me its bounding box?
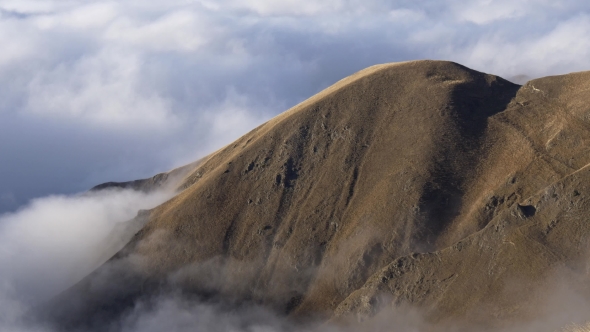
[36,60,590,331]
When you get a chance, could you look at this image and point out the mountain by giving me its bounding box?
[89,160,201,193]
[41,60,590,331]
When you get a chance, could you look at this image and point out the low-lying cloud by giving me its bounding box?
[0,187,173,309]
[1,189,590,332]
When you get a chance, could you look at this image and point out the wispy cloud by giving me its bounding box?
[0,188,173,307]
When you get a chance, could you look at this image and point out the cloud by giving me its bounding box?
[223,0,344,16]
[119,296,300,332]
[0,15,37,65]
[26,48,176,129]
[32,2,118,30]
[453,0,532,24]
[0,1,588,218]
[0,187,174,307]
[103,10,211,52]
[452,14,590,78]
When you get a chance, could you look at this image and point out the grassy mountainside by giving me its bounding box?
[43,61,590,330]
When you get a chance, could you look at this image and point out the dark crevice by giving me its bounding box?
[416,179,463,249]
[345,167,359,207]
[517,204,536,218]
[283,157,299,188]
[222,219,238,254]
[245,161,255,174]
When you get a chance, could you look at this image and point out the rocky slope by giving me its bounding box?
[42,60,590,330]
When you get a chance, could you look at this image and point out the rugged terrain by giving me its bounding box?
[42,60,590,331]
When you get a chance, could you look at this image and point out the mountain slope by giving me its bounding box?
[43,61,590,330]
[335,70,590,328]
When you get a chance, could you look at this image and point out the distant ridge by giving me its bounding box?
[41,60,590,331]
[90,160,201,193]
[508,74,532,84]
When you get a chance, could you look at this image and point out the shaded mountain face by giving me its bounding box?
[41,61,590,330]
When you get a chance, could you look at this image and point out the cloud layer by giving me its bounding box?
[1,1,590,212]
[0,188,174,306]
[0,186,176,331]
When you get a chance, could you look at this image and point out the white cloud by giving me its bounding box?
[228,0,343,16]
[120,297,292,332]
[0,0,65,14]
[529,15,590,69]
[387,8,427,23]
[208,91,271,143]
[0,19,36,66]
[104,10,211,52]
[453,0,530,24]
[454,14,590,78]
[0,188,174,306]
[33,2,118,30]
[26,49,177,129]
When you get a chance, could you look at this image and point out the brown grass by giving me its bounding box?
[560,323,590,332]
[46,60,590,330]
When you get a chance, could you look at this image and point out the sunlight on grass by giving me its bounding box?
[560,323,590,332]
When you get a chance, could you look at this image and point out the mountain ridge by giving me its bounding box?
[41,60,590,331]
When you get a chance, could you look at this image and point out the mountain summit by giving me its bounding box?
[43,60,590,330]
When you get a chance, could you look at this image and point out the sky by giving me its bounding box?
[1,0,590,213]
[1,1,590,331]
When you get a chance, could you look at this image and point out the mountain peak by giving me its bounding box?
[41,61,590,331]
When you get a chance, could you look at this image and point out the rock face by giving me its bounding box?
[43,61,590,330]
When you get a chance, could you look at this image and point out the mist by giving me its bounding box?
[2,193,590,332]
[0,187,174,328]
